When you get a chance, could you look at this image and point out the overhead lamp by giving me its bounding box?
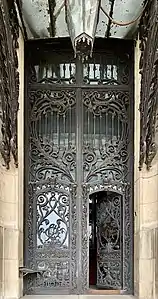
[65,0,100,61]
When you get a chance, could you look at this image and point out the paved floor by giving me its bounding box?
[22,296,135,299]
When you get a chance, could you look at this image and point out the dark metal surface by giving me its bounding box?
[24,38,134,295]
[139,0,158,170]
[0,0,19,169]
[96,191,122,289]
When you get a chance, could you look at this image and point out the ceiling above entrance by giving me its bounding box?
[22,0,144,40]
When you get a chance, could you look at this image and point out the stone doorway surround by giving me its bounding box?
[0,28,158,299]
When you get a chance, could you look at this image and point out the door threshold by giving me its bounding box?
[88,288,121,295]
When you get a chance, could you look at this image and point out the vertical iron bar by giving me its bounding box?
[51,65,54,78]
[112,113,114,143]
[43,112,45,138]
[57,113,60,147]
[69,63,72,77]
[51,110,54,151]
[99,114,102,149]
[48,112,50,140]
[93,62,96,79]
[38,118,40,138]
[93,114,96,148]
[87,109,90,145]
[118,115,120,139]
[111,61,114,79]
[68,107,71,147]
[88,64,90,80]
[39,113,42,139]
[50,111,52,143]
[63,114,66,147]
[45,112,47,139]
[106,111,108,141]
[63,64,66,79]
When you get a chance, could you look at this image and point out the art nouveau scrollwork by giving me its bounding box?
[25,42,133,294]
[81,87,132,292]
[139,0,158,170]
[0,0,19,169]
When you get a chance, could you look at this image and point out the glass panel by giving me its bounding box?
[28,50,76,85]
[83,54,129,85]
[33,62,76,84]
[83,90,125,148]
[37,190,69,249]
[28,88,76,290]
[82,89,129,186]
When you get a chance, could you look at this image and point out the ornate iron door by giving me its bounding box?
[96,192,123,289]
[24,39,134,295]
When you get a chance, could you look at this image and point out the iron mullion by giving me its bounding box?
[75,58,84,292]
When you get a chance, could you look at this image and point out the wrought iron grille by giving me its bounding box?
[24,38,134,295]
[96,191,122,289]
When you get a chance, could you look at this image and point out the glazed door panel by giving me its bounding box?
[25,47,80,294]
[26,89,78,294]
[24,39,134,295]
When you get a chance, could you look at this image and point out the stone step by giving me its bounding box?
[22,295,136,299]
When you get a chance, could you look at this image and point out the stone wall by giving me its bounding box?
[134,38,141,298]
[0,28,24,299]
[134,39,158,299]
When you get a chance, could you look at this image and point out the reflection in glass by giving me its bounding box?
[83,61,118,85]
[34,63,76,84]
[83,108,123,147]
[35,107,76,148]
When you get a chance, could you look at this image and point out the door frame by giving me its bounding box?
[24,37,134,295]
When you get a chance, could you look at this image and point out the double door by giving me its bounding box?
[24,39,134,295]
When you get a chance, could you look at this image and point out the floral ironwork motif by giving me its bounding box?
[25,86,77,293]
[139,0,158,170]
[25,42,133,294]
[82,90,129,185]
[0,0,19,168]
[97,193,122,288]
[81,86,133,292]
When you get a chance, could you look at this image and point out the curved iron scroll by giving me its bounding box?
[139,0,158,170]
[0,0,19,169]
[25,41,134,294]
[97,192,122,289]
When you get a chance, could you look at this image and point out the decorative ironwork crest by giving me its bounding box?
[0,0,19,169]
[139,0,158,170]
[65,0,100,61]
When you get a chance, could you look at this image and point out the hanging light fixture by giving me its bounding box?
[65,0,100,61]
